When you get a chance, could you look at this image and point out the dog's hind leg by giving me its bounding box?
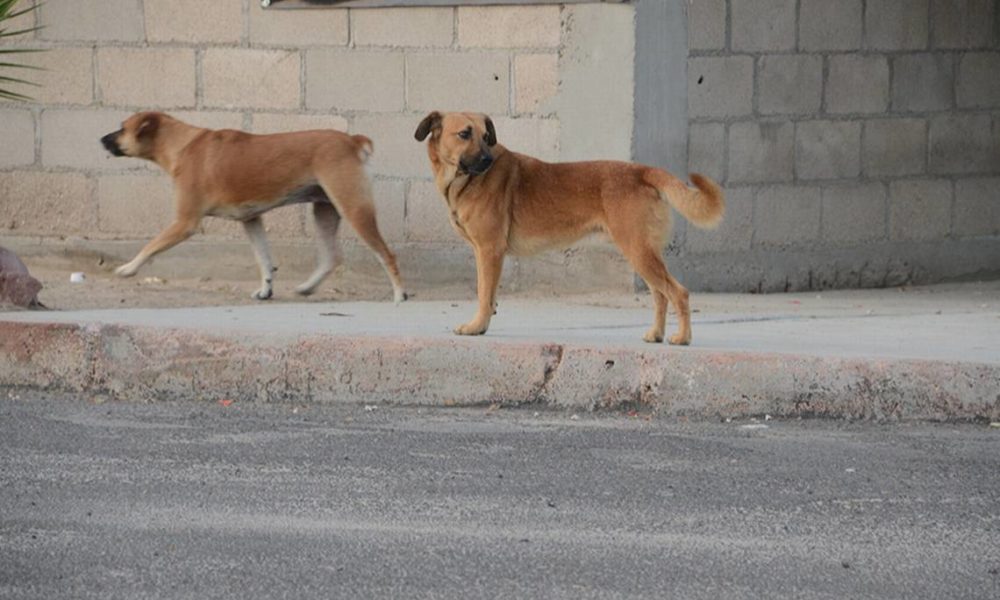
[644,289,669,344]
[242,216,275,300]
[630,250,690,346]
[295,200,343,296]
[318,175,407,304]
[606,202,691,345]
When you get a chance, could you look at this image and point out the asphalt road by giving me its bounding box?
[1,390,998,599]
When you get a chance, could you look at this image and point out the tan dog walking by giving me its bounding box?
[415,111,724,345]
[101,112,406,303]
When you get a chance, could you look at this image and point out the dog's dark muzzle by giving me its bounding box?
[461,153,494,176]
[101,130,126,157]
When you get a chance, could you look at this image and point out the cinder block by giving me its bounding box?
[406,179,454,243]
[728,121,794,184]
[457,6,561,48]
[957,52,1000,108]
[144,0,242,44]
[249,113,349,135]
[97,48,196,109]
[514,54,558,115]
[491,116,559,162]
[41,109,146,171]
[306,50,404,112]
[249,4,348,47]
[753,185,822,247]
[353,7,453,47]
[863,118,927,177]
[800,0,863,51]
[931,0,995,48]
[889,179,952,241]
[0,171,94,235]
[97,174,174,237]
[16,48,93,106]
[821,182,887,243]
[202,49,300,110]
[757,54,823,115]
[928,114,995,174]
[686,187,752,253]
[865,0,929,50]
[688,56,753,119]
[796,120,861,180]
[689,0,726,51]
[38,0,143,42]
[329,179,405,245]
[688,122,726,183]
[953,177,1000,237]
[407,52,510,114]
[0,109,35,167]
[826,55,889,114]
[891,53,954,112]
[731,0,796,52]
[353,114,434,178]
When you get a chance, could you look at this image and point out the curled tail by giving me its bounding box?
[351,134,374,163]
[644,169,725,229]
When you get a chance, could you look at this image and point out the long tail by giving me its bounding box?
[643,169,725,229]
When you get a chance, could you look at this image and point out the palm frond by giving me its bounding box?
[0,0,43,101]
[0,74,38,85]
[0,89,32,101]
[0,61,42,69]
[0,25,43,38]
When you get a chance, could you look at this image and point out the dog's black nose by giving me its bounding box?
[475,153,494,172]
[101,131,125,157]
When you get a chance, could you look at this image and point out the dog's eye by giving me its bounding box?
[457,130,472,140]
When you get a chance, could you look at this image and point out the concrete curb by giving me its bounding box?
[2,320,998,421]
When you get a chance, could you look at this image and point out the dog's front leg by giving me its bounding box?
[455,246,504,336]
[242,216,275,300]
[115,218,199,277]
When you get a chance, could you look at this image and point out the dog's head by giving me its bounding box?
[100,112,167,160]
[414,112,497,176]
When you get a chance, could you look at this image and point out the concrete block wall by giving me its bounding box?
[3,0,997,294]
[682,0,1000,292]
[0,0,636,292]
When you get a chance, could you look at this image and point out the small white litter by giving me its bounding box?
[69,272,86,283]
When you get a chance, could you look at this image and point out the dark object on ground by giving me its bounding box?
[0,246,44,308]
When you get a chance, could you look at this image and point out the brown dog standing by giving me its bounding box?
[101,111,406,303]
[415,111,724,345]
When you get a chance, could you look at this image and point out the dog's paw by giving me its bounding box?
[114,264,138,278]
[642,330,664,344]
[294,283,316,296]
[667,333,690,346]
[454,322,488,336]
[251,287,273,301]
[394,289,409,305]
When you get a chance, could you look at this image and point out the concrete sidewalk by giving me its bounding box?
[2,283,998,420]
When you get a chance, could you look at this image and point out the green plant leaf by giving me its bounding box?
[0,25,43,38]
[0,61,42,69]
[0,0,43,101]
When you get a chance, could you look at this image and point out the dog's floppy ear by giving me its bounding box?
[137,113,160,138]
[414,111,442,142]
[484,116,497,147]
